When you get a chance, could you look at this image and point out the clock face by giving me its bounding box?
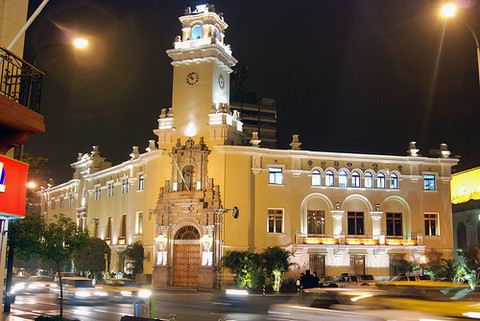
[218,74,225,89]
[186,72,199,86]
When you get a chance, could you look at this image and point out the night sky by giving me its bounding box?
[23,0,480,185]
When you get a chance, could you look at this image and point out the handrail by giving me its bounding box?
[0,46,44,113]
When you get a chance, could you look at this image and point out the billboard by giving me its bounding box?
[0,155,29,217]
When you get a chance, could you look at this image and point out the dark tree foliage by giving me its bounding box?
[262,246,295,292]
[74,237,111,282]
[121,241,144,276]
[221,250,263,290]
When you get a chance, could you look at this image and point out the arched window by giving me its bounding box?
[182,165,195,191]
[192,25,202,39]
[390,173,399,189]
[175,225,200,240]
[312,169,321,186]
[325,170,334,187]
[339,170,348,188]
[457,223,467,249]
[377,172,386,189]
[365,172,373,188]
[214,27,220,39]
[352,171,360,188]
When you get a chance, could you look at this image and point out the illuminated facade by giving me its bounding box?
[451,167,480,256]
[40,5,458,288]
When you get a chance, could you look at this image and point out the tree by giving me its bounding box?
[121,241,144,276]
[425,259,456,281]
[39,214,88,319]
[262,246,295,292]
[74,237,111,282]
[221,250,262,289]
[391,259,417,275]
[456,246,480,288]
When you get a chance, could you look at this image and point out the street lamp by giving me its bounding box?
[440,3,480,87]
[32,37,89,67]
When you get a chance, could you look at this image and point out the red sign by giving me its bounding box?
[0,155,29,217]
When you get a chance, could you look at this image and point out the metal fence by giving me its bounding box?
[0,46,44,113]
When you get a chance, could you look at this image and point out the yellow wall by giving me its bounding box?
[451,166,480,204]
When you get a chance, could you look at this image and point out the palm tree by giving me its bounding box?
[262,247,295,292]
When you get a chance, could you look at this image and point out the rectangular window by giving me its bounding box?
[425,213,439,236]
[60,198,65,208]
[135,212,143,235]
[269,167,283,185]
[119,215,127,244]
[95,187,101,200]
[69,194,74,206]
[350,255,365,275]
[139,174,145,190]
[347,212,364,235]
[93,218,99,238]
[386,213,402,236]
[307,210,325,235]
[122,179,129,194]
[51,200,56,210]
[268,209,283,233]
[106,217,112,241]
[424,174,436,191]
[107,183,114,197]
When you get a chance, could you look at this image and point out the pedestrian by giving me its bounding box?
[300,270,316,289]
[296,273,304,291]
[312,271,320,287]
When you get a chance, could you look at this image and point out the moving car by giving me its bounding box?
[97,278,151,302]
[52,277,108,303]
[14,275,55,294]
[389,274,432,282]
[378,281,480,319]
[268,288,453,321]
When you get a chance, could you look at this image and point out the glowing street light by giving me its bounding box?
[32,37,89,67]
[73,38,88,49]
[440,3,480,87]
[27,181,36,189]
[440,3,457,18]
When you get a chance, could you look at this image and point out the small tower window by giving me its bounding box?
[214,27,220,39]
[182,165,195,191]
[192,25,202,40]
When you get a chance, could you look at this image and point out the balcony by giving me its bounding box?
[0,46,45,154]
[303,234,419,246]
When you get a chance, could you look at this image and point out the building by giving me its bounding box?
[230,98,277,148]
[40,4,458,289]
[0,0,45,309]
[451,167,480,259]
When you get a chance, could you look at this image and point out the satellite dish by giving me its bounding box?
[232,206,239,219]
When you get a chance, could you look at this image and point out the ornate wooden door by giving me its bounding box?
[173,244,200,286]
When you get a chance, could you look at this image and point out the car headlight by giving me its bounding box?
[138,290,152,298]
[27,284,38,290]
[50,284,58,288]
[94,291,108,297]
[121,290,133,297]
[13,283,25,291]
[75,291,91,297]
[9,289,15,295]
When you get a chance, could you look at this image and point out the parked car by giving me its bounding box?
[97,278,151,302]
[51,277,108,303]
[389,274,433,282]
[53,272,77,283]
[321,274,375,287]
[268,288,453,321]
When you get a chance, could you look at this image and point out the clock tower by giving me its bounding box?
[159,4,243,146]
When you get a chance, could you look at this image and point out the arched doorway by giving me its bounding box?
[182,165,195,191]
[173,225,200,286]
[457,222,467,249]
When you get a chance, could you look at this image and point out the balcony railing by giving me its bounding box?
[304,234,419,246]
[0,46,44,113]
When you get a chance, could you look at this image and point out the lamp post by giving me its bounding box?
[32,37,88,67]
[440,3,480,88]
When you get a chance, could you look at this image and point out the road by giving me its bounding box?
[7,291,295,321]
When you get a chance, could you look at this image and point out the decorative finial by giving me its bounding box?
[130,146,140,159]
[77,153,83,161]
[249,132,261,146]
[167,108,173,118]
[91,146,100,157]
[407,141,419,157]
[160,108,167,119]
[210,103,217,113]
[290,134,302,150]
[146,140,157,152]
[440,143,451,158]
